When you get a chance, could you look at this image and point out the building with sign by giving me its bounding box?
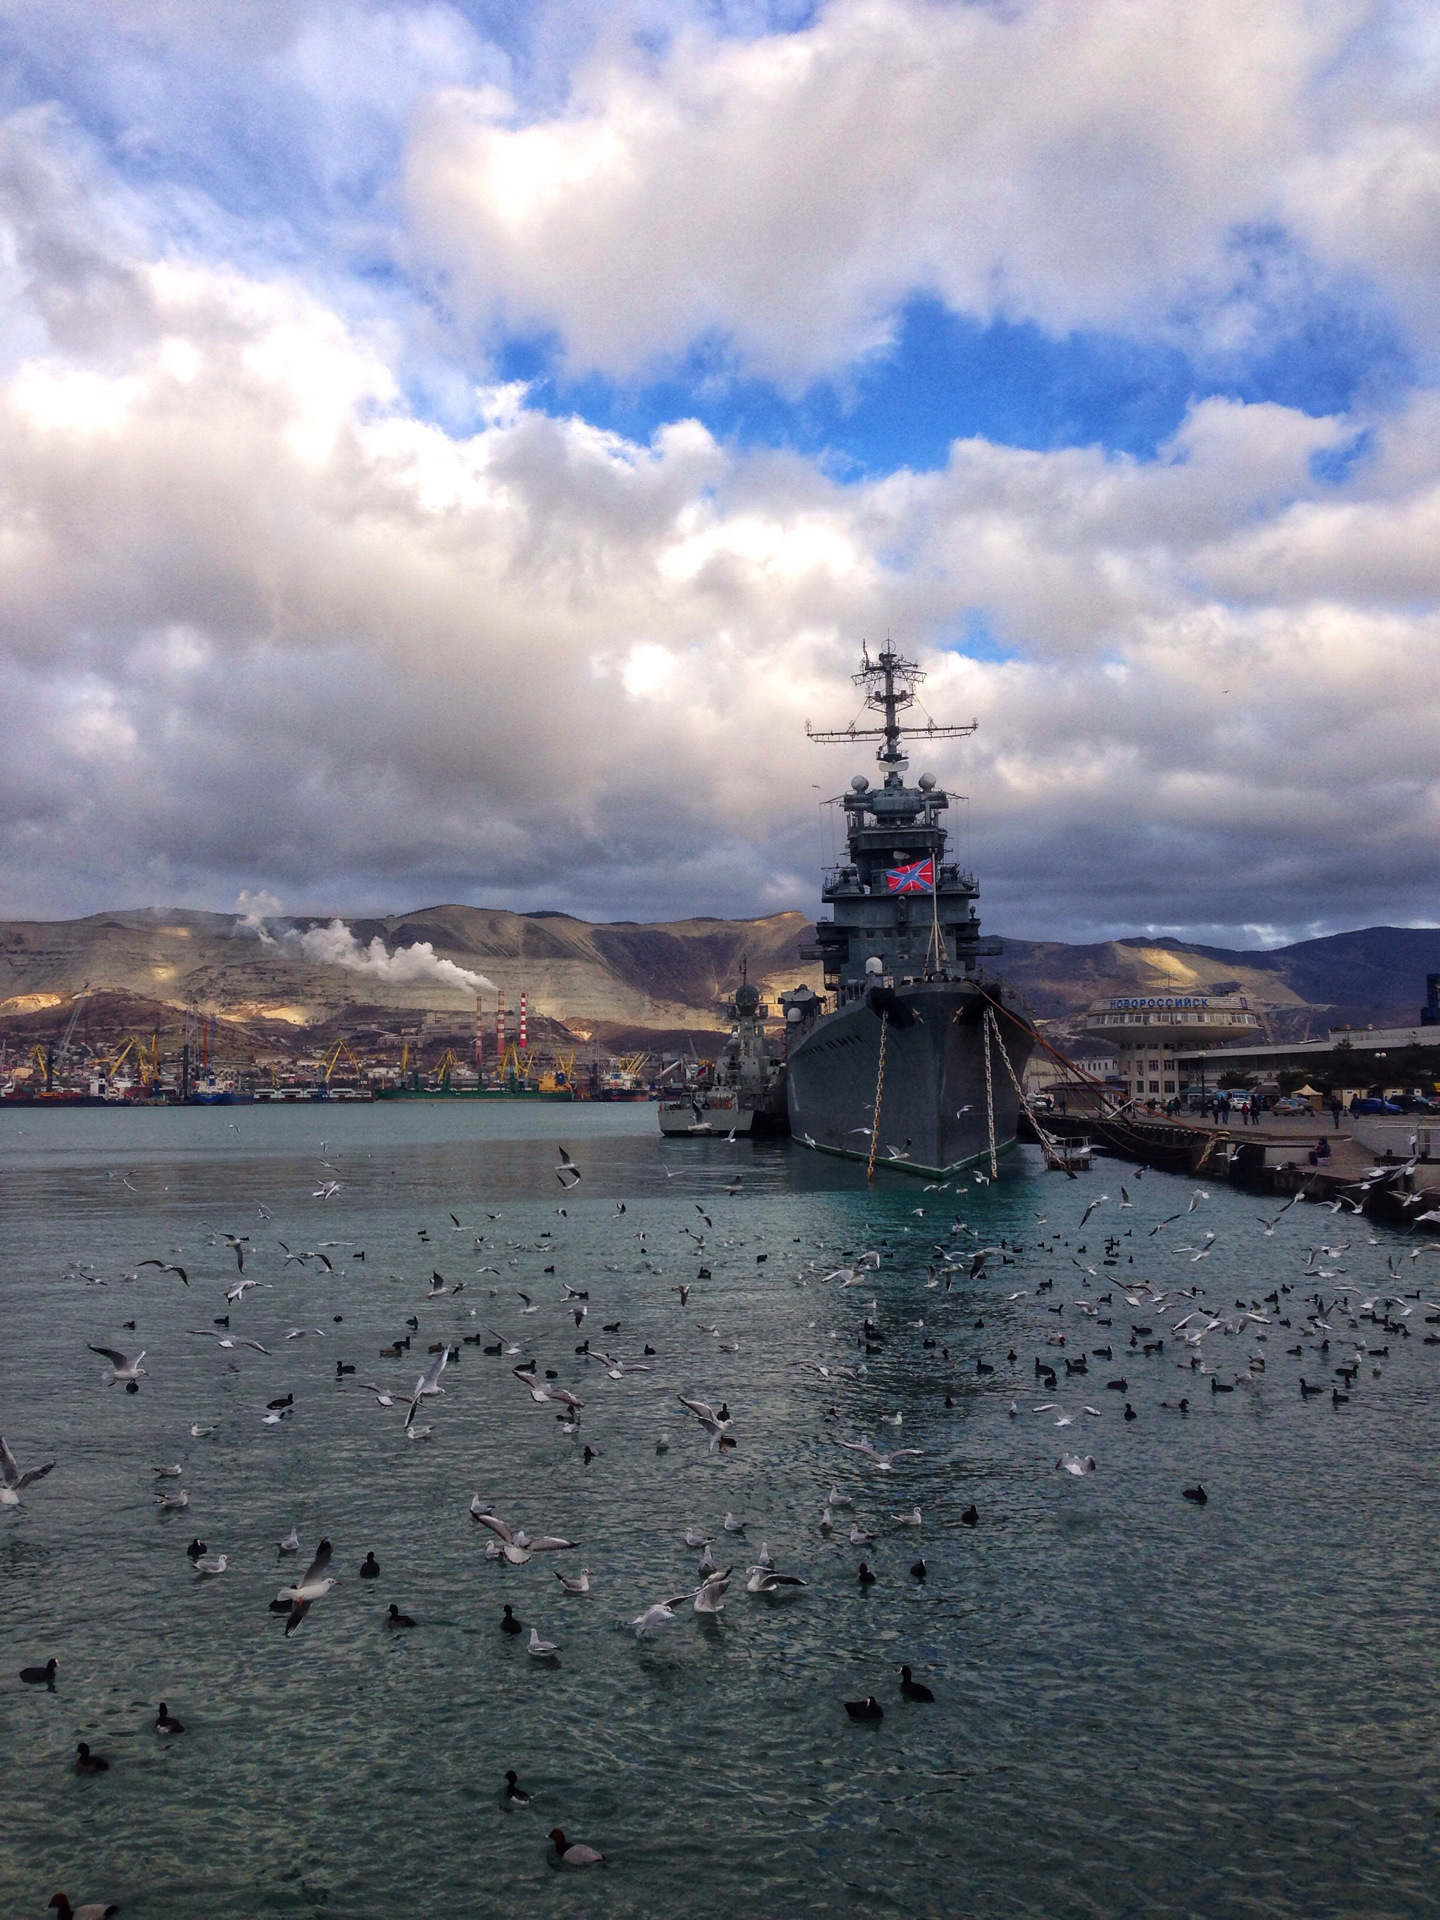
[1079,994,1263,1102]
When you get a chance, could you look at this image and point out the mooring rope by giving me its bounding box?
[983,1007,999,1178]
[866,1012,889,1183]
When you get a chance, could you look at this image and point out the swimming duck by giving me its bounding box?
[387,1603,416,1628]
[504,1769,534,1806]
[49,1896,119,1919]
[155,1702,186,1735]
[1182,1484,1207,1504]
[857,1562,877,1585]
[549,1827,606,1867]
[20,1656,58,1686]
[500,1604,523,1635]
[844,1696,884,1721]
[74,1742,109,1773]
[359,1552,380,1579]
[899,1665,935,1702]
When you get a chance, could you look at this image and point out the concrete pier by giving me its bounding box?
[1021,1108,1440,1223]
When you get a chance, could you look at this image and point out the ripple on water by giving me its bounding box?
[2,1104,1439,1917]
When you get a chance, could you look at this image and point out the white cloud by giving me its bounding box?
[406,0,1362,382]
[2,105,1440,942]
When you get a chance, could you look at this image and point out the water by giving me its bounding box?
[3,1103,1439,1919]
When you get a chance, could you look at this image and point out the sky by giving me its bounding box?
[1,0,1439,947]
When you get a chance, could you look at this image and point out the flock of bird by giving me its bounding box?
[9,1128,1440,1912]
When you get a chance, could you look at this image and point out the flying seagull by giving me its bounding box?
[275,1538,336,1635]
[0,1435,56,1506]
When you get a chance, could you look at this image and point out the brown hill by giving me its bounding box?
[0,905,821,1042]
[3,907,1436,1056]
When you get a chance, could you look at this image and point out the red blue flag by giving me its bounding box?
[885,856,934,893]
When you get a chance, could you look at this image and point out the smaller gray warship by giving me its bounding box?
[657,972,789,1137]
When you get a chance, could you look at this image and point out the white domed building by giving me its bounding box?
[1080,994,1263,1103]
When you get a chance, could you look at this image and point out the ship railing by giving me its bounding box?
[822,866,862,894]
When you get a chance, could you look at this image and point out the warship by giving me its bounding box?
[657,971,788,1136]
[782,644,1037,1178]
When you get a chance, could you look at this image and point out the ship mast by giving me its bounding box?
[806,643,976,769]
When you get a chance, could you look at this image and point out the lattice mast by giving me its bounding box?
[806,642,976,767]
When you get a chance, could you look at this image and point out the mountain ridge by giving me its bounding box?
[1,905,1437,1046]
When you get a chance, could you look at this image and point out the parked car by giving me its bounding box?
[1272,1097,1314,1115]
[1352,1097,1402,1114]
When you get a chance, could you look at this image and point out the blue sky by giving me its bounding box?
[0,0,1438,945]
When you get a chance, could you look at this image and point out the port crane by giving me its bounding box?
[51,983,91,1081]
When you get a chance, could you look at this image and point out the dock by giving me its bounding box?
[1020,1108,1440,1224]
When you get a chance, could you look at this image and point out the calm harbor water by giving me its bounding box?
[3,1102,1439,1919]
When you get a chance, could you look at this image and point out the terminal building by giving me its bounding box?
[1079,994,1263,1101]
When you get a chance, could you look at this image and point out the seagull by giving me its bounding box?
[527,1627,560,1658]
[746,1567,809,1593]
[837,1434,923,1471]
[193,1552,228,1575]
[513,1369,583,1410]
[849,1523,875,1545]
[677,1395,734,1446]
[278,1526,301,1555]
[0,1436,56,1506]
[722,1512,746,1533]
[88,1344,146,1387]
[156,1488,189,1510]
[188,1330,270,1354]
[406,1347,448,1429]
[555,1146,582,1188]
[135,1259,188,1285]
[1078,1196,1108,1229]
[554,1567,591,1594]
[1056,1453,1098,1476]
[471,1505,577,1564]
[631,1595,688,1634]
[693,1567,731,1613]
[275,1539,335,1634]
[226,1279,262,1302]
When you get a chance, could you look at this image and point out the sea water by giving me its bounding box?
[2,1102,1438,1918]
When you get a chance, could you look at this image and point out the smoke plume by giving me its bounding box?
[295,920,496,997]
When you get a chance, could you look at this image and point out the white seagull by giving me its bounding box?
[0,1436,56,1506]
[275,1538,335,1634]
[406,1347,448,1429]
[88,1344,147,1386]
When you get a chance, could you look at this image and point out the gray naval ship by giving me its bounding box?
[782,644,1037,1178]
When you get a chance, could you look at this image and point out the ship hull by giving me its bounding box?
[658,1096,788,1138]
[785,979,1035,1177]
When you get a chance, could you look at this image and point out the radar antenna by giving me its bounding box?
[806,644,976,768]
